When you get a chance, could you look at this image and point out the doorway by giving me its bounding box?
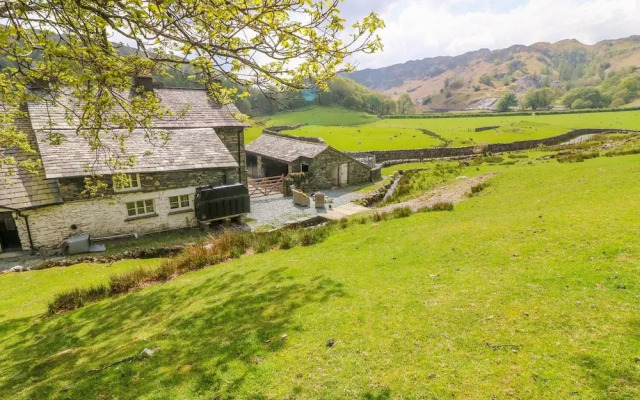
[0,212,22,252]
[331,163,349,187]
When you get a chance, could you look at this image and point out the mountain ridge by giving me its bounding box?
[347,35,640,111]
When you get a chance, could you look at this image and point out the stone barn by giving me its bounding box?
[0,76,248,253]
[245,132,374,189]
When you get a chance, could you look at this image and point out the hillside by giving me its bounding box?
[2,148,640,398]
[348,36,640,111]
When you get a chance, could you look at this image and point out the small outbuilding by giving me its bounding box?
[245,132,375,189]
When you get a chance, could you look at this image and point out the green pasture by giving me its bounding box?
[2,150,640,399]
[249,108,640,150]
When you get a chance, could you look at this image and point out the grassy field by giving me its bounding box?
[249,108,640,150]
[256,106,380,126]
[1,150,640,399]
[0,259,163,321]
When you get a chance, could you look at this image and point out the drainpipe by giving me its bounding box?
[16,210,35,253]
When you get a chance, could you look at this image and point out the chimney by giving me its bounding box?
[133,74,154,93]
[28,76,58,90]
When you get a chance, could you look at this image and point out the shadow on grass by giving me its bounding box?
[0,266,346,399]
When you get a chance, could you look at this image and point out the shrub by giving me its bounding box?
[556,151,600,163]
[372,211,389,222]
[470,182,490,195]
[508,154,528,159]
[605,148,640,157]
[109,268,150,294]
[419,202,454,212]
[391,206,413,219]
[298,226,330,246]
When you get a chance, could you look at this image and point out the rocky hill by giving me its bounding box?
[347,36,640,111]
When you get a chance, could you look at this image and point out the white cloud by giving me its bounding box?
[348,0,640,69]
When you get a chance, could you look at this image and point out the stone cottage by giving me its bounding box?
[0,77,248,253]
[245,132,374,189]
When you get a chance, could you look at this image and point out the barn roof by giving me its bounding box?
[245,133,328,163]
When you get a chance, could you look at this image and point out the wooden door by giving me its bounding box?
[339,163,349,187]
[331,165,340,186]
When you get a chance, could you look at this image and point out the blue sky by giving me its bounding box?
[343,0,640,69]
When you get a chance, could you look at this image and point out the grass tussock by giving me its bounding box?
[556,151,600,163]
[469,182,491,196]
[418,202,454,212]
[48,208,436,315]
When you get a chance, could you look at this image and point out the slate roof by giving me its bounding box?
[245,133,329,163]
[27,88,248,131]
[1,87,246,208]
[0,116,62,209]
[35,127,239,179]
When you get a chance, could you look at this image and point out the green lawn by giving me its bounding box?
[0,259,163,321]
[248,109,640,150]
[1,153,640,398]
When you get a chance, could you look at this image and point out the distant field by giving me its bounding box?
[285,125,440,151]
[248,108,640,150]
[256,106,379,126]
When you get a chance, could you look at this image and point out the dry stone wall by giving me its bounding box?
[350,129,635,163]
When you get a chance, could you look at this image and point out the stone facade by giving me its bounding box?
[15,186,203,251]
[216,127,247,185]
[309,148,372,189]
[58,169,237,201]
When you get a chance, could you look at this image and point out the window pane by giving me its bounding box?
[180,195,190,208]
[131,174,139,188]
[169,197,179,209]
[145,200,154,213]
[126,203,136,216]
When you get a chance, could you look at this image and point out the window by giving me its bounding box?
[114,174,141,192]
[169,194,191,210]
[301,162,309,173]
[126,199,155,217]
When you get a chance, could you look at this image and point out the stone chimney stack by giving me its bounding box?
[133,74,154,93]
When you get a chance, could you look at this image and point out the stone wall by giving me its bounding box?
[349,129,635,163]
[58,168,236,201]
[310,147,372,189]
[216,127,247,185]
[16,186,202,251]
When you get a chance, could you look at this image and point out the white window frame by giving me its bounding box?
[126,199,155,218]
[113,173,141,193]
[169,194,192,210]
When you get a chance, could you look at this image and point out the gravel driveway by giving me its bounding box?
[248,187,365,228]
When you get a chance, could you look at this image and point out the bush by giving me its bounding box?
[470,182,490,195]
[419,202,454,212]
[556,151,600,163]
[391,206,413,219]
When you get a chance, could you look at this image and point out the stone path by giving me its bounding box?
[377,173,498,213]
[321,203,370,221]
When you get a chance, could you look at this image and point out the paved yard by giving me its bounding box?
[248,187,366,228]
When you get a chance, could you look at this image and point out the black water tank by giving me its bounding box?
[195,183,250,222]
